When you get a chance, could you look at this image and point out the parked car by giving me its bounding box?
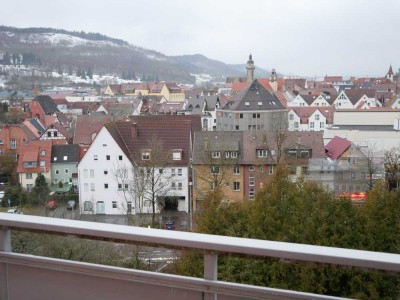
[164,220,175,230]
[67,200,77,210]
[7,208,21,214]
[47,200,58,210]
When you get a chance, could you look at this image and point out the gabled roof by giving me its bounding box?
[22,118,45,138]
[51,144,80,163]
[221,79,285,111]
[325,136,351,160]
[74,115,125,145]
[103,115,201,166]
[33,95,59,114]
[16,140,52,173]
[343,89,376,105]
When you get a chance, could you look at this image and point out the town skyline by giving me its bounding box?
[2,0,400,78]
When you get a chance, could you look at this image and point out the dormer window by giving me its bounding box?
[212,151,220,158]
[257,149,268,158]
[41,150,46,156]
[172,149,182,161]
[142,151,150,160]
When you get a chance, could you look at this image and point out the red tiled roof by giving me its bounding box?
[17,140,52,173]
[325,136,351,160]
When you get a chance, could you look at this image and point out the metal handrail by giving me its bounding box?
[1,213,400,299]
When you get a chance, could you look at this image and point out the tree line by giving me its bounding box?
[173,165,400,299]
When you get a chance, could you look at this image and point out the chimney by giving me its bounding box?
[131,122,137,139]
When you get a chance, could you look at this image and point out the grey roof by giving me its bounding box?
[51,144,80,163]
[221,79,285,111]
[192,131,243,164]
[35,95,59,114]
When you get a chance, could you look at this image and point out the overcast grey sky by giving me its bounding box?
[3,0,400,77]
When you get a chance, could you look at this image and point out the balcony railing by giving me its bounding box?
[1,213,400,300]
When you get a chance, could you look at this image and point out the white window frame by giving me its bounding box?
[212,151,221,158]
[233,182,240,191]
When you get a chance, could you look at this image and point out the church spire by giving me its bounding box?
[246,54,255,83]
[386,65,394,82]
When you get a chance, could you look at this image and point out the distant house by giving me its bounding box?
[332,89,378,109]
[0,124,37,161]
[217,79,287,132]
[39,123,73,144]
[17,140,52,190]
[181,95,221,131]
[288,107,333,131]
[50,144,80,194]
[29,95,59,127]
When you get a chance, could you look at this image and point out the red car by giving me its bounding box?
[47,200,58,210]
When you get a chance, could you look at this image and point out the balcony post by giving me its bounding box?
[0,226,11,300]
[204,253,218,300]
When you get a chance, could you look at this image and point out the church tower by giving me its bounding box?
[270,68,278,91]
[386,65,394,82]
[246,54,255,83]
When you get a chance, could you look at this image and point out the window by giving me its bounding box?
[171,168,176,176]
[41,150,46,156]
[84,201,93,211]
[249,189,255,200]
[249,174,255,186]
[210,182,215,191]
[63,156,68,161]
[171,182,176,190]
[0,139,3,145]
[320,122,325,129]
[315,114,320,121]
[112,201,117,208]
[239,113,243,118]
[257,149,268,157]
[90,183,95,191]
[84,183,88,192]
[104,183,109,189]
[127,202,132,214]
[253,113,260,118]
[55,169,59,175]
[104,169,108,175]
[211,166,220,174]
[230,151,238,158]
[27,184,33,191]
[65,169,69,174]
[118,155,123,160]
[94,155,98,160]
[173,150,182,160]
[40,161,45,167]
[234,165,240,175]
[106,155,110,160]
[310,122,314,129]
[269,165,274,175]
[259,165,264,172]
[90,169,94,178]
[0,149,4,156]
[118,183,122,190]
[124,184,128,190]
[178,182,183,190]
[289,114,294,120]
[178,168,182,176]
[249,166,255,171]
[84,169,88,178]
[212,151,220,158]
[294,122,299,129]
[225,151,230,158]
[159,168,163,174]
[233,182,240,191]
[26,173,32,179]
[10,139,17,149]
[142,152,150,160]
[351,172,355,179]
